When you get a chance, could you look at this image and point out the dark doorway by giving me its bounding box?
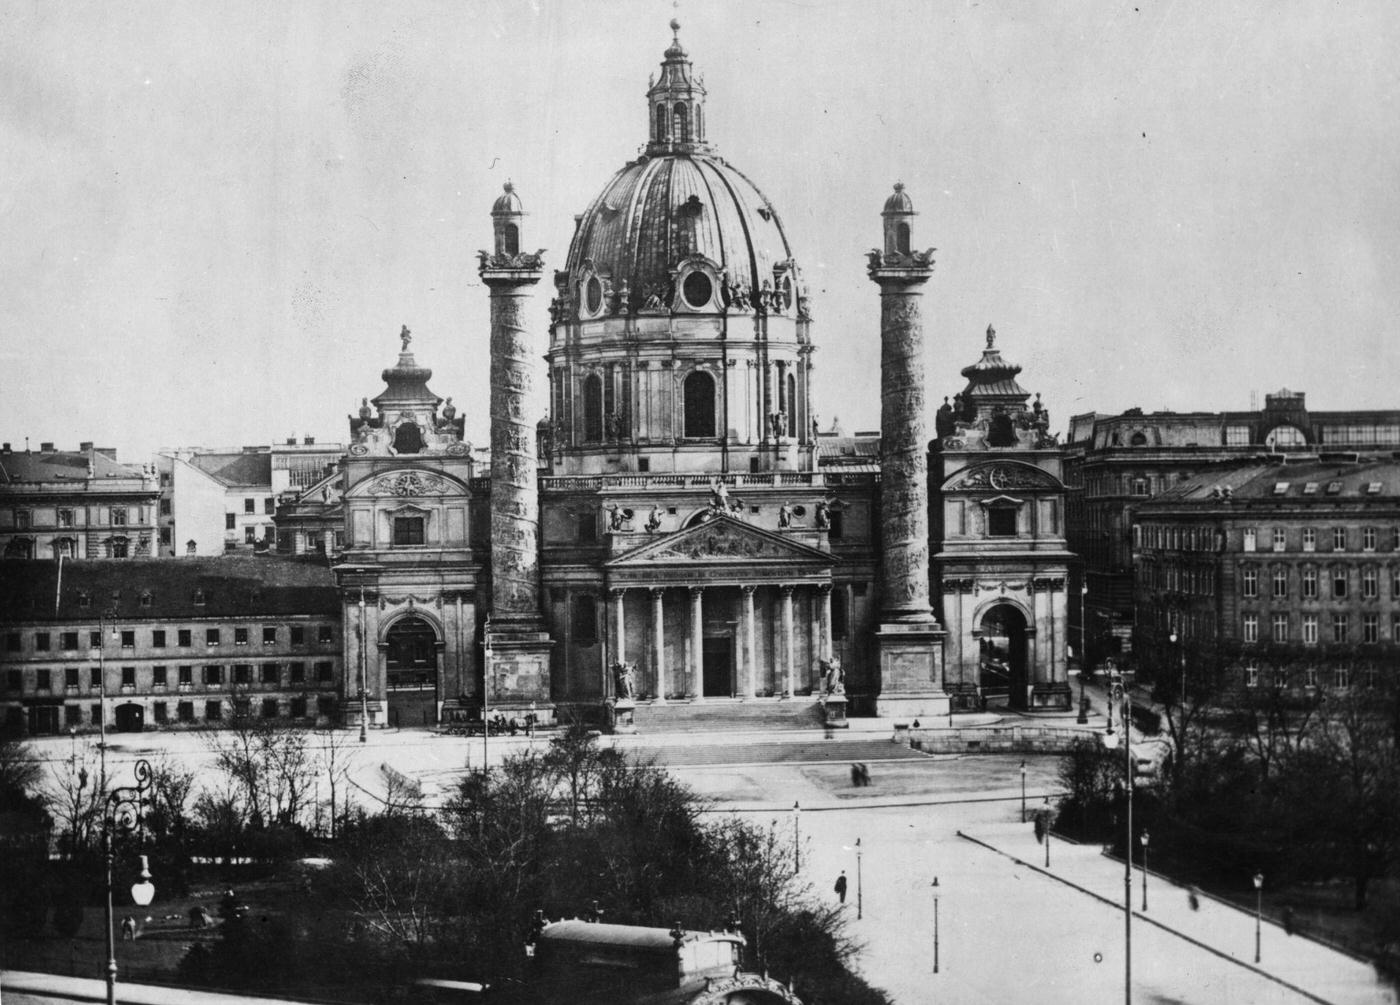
[27,704,60,736]
[702,636,733,697]
[979,604,1030,710]
[115,703,145,733]
[386,617,439,727]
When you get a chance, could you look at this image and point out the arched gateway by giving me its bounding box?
[385,616,439,727]
[978,603,1029,707]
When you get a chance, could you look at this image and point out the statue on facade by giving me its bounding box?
[815,498,831,530]
[358,397,373,422]
[935,397,956,439]
[400,324,412,352]
[820,656,844,695]
[613,661,637,701]
[605,503,626,532]
[778,501,793,529]
[645,505,662,533]
[709,477,730,513]
[442,397,456,422]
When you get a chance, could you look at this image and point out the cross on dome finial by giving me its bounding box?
[893,181,905,192]
[503,180,513,193]
[986,324,996,348]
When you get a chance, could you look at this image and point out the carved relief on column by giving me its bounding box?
[650,587,666,704]
[780,585,795,698]
[741,585,757,699]
[689,587,704,701]
[483,269,544,622]
[610,588,626,666]
[818,583,833,663]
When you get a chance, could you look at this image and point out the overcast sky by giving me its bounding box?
[3,0,1397,462]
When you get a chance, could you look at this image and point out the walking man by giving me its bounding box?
[834,870,848,905]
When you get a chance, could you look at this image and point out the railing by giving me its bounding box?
[903,724,1090,754]
[540,471,829,492]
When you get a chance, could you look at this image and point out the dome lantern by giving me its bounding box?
[646,20,710,155]
[881,182,916,256]
[491,181,525,257]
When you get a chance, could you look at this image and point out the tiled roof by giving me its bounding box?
[1,557,339,622]
[1153,458,1400,503]
[188,452,273,488]
[0,450,145,484]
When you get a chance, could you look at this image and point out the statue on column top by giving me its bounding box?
[400,325,412,352]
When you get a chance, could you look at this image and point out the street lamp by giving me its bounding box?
[931,877,940,974]
[1076,582,1090,723]
[357,582,368,743]
[792,801,801,871]
[1102,680,1133,1005]
[1043,797,1051,868]
[1020,761,1027,823]
[1253,872,1264,963]
[856,838,864,920]
[483,617,493,771]
[1140,830,1149,911]
[103,759,154,1005]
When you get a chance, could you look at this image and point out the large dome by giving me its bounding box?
[564,153,793,300]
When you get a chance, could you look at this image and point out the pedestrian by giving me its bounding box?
[858,762,871,787]
[850,763,862,788]
[121,916,136,940]
[1188,886,1200,911]
[834,871,848,905]
[1283,906,1296,936]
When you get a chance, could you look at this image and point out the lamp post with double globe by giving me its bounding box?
[103,759,154,1005]
[1102,679,1133,1005]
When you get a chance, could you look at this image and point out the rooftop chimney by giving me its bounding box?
[303,436,315,445]
[40,441,55,452]
[286,437,296,446]
[80,441,94,451]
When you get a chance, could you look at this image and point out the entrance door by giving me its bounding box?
[115,703,145,733]
[386,617,439,727]
[979,604,1029,710]
[702,637,733,698]
[27,705,60,736]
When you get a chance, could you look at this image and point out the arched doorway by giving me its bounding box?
[385,617,439,728]
[115,703,145,733]
[978,604,1029,709]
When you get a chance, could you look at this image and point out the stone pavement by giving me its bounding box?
[0,969,321,1004]
[959,820,1396,1005]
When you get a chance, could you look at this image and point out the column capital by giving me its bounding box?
[688,586,704,599]
[817,582,833,595]
[609,587,627,600]
[779,584,795,597]
[650,586,666,599]
[740,584,757,597]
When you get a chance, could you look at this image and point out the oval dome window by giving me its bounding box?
[682,272,713,309]
[586,277,604,315]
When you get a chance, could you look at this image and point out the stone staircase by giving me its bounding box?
[630,697,823,733]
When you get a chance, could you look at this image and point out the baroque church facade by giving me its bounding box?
[310,22,1072,731]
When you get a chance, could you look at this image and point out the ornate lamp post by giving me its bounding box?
[357,583,369,743]
[483,617,493,771]
[1102,680,1133,1005]
[1253,872,1264,963]
[1019,760,1027,823]
[1140,830,1150,911]
[1043,797,1051,868]
[931,876,940,974]
[791,801,801,871]
[104,759,154,1005]
[856,837,864,920]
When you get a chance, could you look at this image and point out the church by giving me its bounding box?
[306,21,1074,731]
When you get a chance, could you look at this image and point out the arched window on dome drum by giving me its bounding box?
[786,373,798,437]
[896,222,911,255]
[503,223,519,256]
[583,374,604,442]
[683,370,716,438]
[655,104,666,143]
[695,104,703,140]
[673,103,690,143]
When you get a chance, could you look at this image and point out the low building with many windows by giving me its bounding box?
[1131,454,1400,696]
[1,442,161,561]
[0,556,341,736]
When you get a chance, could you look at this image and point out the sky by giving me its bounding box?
[2,0,1398,462]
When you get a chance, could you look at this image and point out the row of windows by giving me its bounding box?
[1240,565,1399,600]
[238,498,276,515]
[1241,612,1398,645]
[5,661,336,693]
[5,624,336,653]
[1243,526,1398,553]
[28,695,340,728]
[9,507,141,528]
[1243,665,1382,689]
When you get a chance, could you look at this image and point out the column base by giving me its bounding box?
[344,698,386,731]
[486,624,554,709]
[871,618,950,720]
[1029,682,1074,712]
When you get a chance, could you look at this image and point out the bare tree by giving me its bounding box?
[46,739,105,856]
[315,727,357,839]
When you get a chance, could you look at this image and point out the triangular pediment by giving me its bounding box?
[942,460,1063,493]
[608,514,833,568]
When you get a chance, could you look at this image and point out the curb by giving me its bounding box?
[956,830,1337,1005]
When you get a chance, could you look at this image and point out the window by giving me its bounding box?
[289,662,305,684]
[152,630,166,648]
[291,697,308,718]
[120,630,135,649]
[1244,665,1259,688]
[35,632,50,652]
[206,628,220,647]
[317,696,336,719]
[290,626,305,645]
[1241,567,1258,598]
[204,665,223,685]
[88,630,101,648]
[577,511,598,545]
[3,633,18,653]
[393,516,425,546]
[59,508,74,527]
[317,625,333,644]
[1332,568,1348,598]
[153,666,167,687]
[178,701,194,723]
[1272,613,1289,643]
[90,667,101,689]
[65,667,79,689]
[121,666,135,687]
[264,498,275,515]
[1332,613,1349,643]
[139,591,152,608]
[234,664,251,684]
[987,507,1017,537]
[110,507,127,526]
[1130,478,1149,497]
[572,595,598,644]
[1302,567,1318,599]
[1302,614,1318,645]
[1334,667,1351,689]
[61,631,79,651]
[1273,669,1288,689]
[1363,527,1377,551]
[1333,527,1347,551]
[178,665,193,685]
[178,628,191,647]
[1243,528,1257,552]
[1243,614,1258,643]
[316,661,333,683]
[1394,567,1400,597]
[110,536,130,558]
[193,590,206,606]
[5,670,20,692]
[262,698,279,718]
[37,669,52,691]
[159,499,171,516]
[225,513,236,530]
[1303,527,1316,552]
[205,700,222,721]
[153,702,168,724]
[1273,527,1286,552]
[244,526,257,544]
[683,371,716,438]
[260,663,279,684]
[1305,667,1318,688]
[1362,567,1378,599]
[244,498,256,514]
[1363,613,1379,644]
[583,373,604,441]
[234,627,248,646]
[263,626,277,645]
